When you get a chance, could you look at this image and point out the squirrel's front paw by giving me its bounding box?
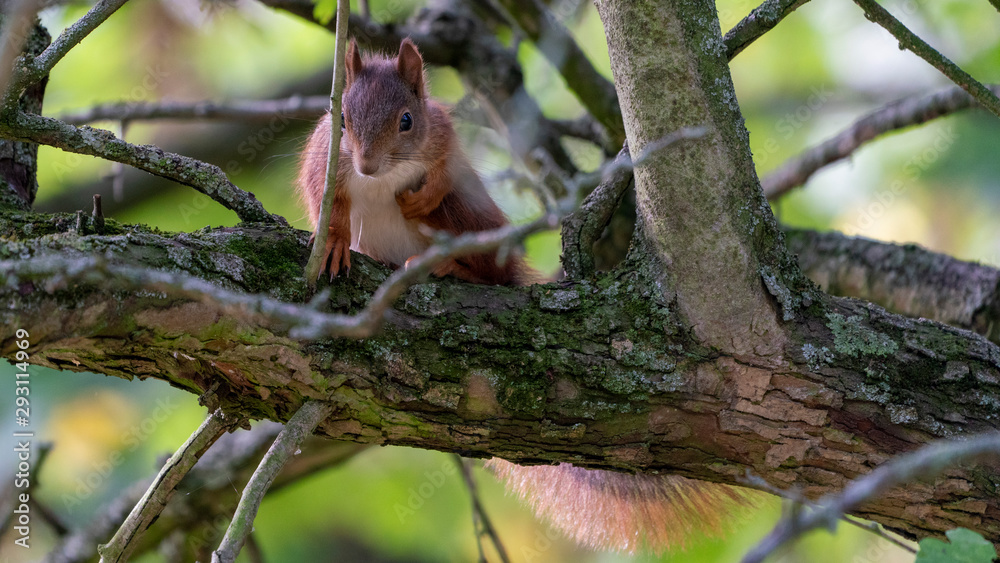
[396,183,437,219]
[311,228,351,280]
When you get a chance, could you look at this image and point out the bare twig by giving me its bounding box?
[47,423,366,563]
[98,410,236,563]
[304,210,561,339]
[840,515,916,554]
[494,0,623,145]
[852,0,1000,119]
[305,0,350,285]
[57,96,330,125]
[741,434,1000,563]
[763,84,1000,198]
[212,401,335,563]
[455,456,510,563]
[723,0,810,60]
[0,111,279,223]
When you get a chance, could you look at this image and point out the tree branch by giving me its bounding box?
[5,215,1000,546]
[764,85,1000,199]
[3,0,130,106]
[212,400,335,563]
[0,111,280,223]
[852,0,1000,119]
[57,96,330,125]
[98,410,237,563]
[723,0,811,60]
[742,434,1000,563]
[46,423,366,563]
[785,228,1000,344]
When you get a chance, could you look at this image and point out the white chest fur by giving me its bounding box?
[343,162,429,267]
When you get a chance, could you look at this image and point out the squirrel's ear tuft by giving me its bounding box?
[345,39,362,86]
[397,37,425,98]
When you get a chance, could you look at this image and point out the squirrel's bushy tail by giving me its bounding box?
[486,459,754,553]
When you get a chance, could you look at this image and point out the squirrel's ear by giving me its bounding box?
[397,38,425,98]
[345,39,362,86]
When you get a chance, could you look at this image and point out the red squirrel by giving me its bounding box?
[297,37,523,285]
[297,38,747,553]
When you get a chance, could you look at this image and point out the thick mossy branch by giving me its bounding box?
[786,228,1000,344]
[2,214,1000,544]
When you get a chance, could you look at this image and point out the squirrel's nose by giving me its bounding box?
[355,150,381,176]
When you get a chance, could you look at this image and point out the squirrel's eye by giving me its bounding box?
[340,112,345,130]
[399,112,412,132]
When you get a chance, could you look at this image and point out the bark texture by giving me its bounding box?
[594,0,804,356]
[2,215,1000,545]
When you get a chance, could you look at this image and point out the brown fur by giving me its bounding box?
[296,38,522,284]
[296,38,746,553]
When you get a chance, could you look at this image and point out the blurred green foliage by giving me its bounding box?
[7,0,1000,561]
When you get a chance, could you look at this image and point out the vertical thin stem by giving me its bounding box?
[305,0,351,284]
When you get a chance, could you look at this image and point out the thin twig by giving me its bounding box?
[723,0,810,60]
[763,84,1000,199]
[58,96,330,125]
[852,0,1000,119]
[301,210,561,339]
[741,433,1000,563]
[455,456,510,563]
[304,0,351,285]
[840,515,916,554]
[212,401,335,563]
[98,410,235,563]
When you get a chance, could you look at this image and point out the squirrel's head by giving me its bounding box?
[341,38,428,178]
